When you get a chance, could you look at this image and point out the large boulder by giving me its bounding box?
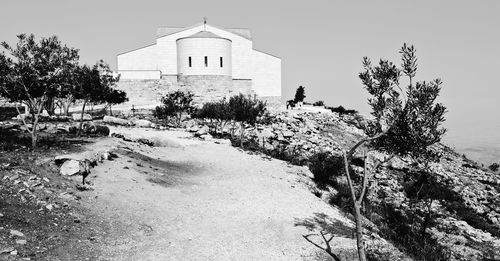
[60,160,90,176]
[103,116,132,126]
[134,119,153,128]
[196,125,209,136]
[72,113,92,121]
[81,123,110,136]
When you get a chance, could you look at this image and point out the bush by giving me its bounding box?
[327,105,358,119]
[313,100,324,106]
[308,152,345,188]
[153,90,194,127]
[488,163,499,172]
[192,99,232,134]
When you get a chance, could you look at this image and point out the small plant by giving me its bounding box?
[308,152,344,188]
[228,94,266,148]
[153,90,194,127]
[328,105,358,119]
[313,100,324,106]
[192,98,232,134]
[488,162,499,172]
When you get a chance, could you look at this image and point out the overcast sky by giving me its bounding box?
[1,0,499,150]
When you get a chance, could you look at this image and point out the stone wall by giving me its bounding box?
[179,75,254,105]
[116,76,256,109]
[116,80,177,109]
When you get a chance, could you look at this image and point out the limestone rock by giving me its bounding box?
[103,116,132,126]
[134,119,153,128]
[60,160,89,176]
[9,230,24,237]
[196,126,209,136]
[72,113,92,121]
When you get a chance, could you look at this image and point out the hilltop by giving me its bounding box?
[0,106,499,260]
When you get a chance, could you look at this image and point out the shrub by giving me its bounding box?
[153,90,194,127]
[228,94,266,147]
[308,152,345,188]
[488,162,499,172]
[328,105,358,119]
[313,100,325,106]
[192,99,232,134]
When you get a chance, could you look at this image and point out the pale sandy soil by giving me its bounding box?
[79,128,356,260]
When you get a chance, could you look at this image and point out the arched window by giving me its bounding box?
[220,57,223,67]
[204,56,208,67]
[188,57,192,67]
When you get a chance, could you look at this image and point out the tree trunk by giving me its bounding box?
[77,100,87,136]
[240,122,244,148]
[31,129,38,148]
[109,104,112,116]
[63,101,71,116]
[353,203,367,261]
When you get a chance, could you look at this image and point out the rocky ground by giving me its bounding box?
[180,107,500,260]
[0,117,381,260]
[1,107,499,260]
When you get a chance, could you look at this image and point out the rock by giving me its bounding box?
[0,247,14,253]
[81,123,110,136]
[261,128,275,139]
[200,134,213,141]
[9,229,24,237]
[134,119,153,128]
[102,116,131,126]
[72,113,92,121]
[214,139,232,145]
[187,125,199,132]
[60,160,89,176]
[388,157,406,170]
[15,240,26,245]
[282,130,294,138]
[196,126,209,136]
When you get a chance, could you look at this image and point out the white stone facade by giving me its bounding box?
[116,23,281,104]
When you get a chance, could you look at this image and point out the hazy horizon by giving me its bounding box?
[1,0,499,162]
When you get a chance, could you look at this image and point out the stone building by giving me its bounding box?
[116,21,281,107]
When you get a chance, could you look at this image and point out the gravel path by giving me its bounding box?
[82,129,355,260]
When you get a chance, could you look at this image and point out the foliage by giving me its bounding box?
[0,33,79,147]
[228,94,266,147]
[192,98,232,134]
[360,44,447,162]
[308,152,345,187]
[328,105,358,119]
[326,44,447,261]
[153,90,194,127]
[488,163,499,172]
[73,61,121,134]
[294,86,306,103]
[228,94,266,125]
[104,88,128,116]
[313,100,324,106]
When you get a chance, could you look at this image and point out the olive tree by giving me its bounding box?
[228,94,266,148]
[0,34,79,147]
[306,44,447,261]
[153,90,194,127]
[346,44,446,261]
[74,61,120,135]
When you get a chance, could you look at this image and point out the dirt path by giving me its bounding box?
[80,128,356,260]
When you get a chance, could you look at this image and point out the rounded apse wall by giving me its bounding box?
[176,32,232,77]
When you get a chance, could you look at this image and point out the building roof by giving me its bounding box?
[156,23,252,40]
[184,31,226,39]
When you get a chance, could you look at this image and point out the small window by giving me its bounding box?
[220,57,223,67]
[204,56,208,67]
[188,57,192,67]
